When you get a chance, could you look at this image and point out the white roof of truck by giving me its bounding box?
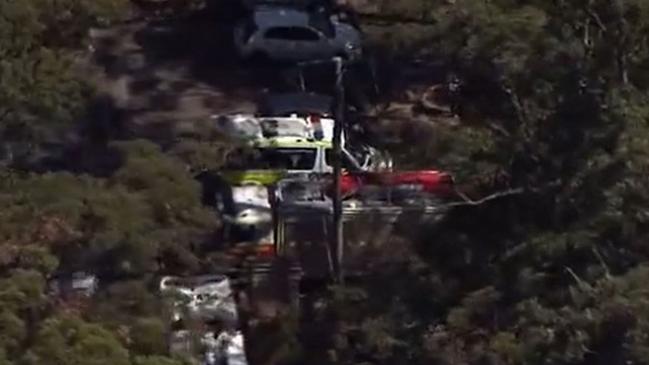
[213,114,336,143]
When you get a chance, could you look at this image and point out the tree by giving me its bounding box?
[24,315,130,365]
[306,1,649,364]
[0,140,218,277]
[0,0,129,166]
[132,355,185,365]
[129,317,168,356]
[0,2,220,365]
[0,143,218,362]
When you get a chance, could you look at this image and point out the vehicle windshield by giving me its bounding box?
[264,26,320,41]
[259,118,309,138]
[249,148,317,170]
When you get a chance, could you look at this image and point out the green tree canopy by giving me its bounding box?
[0,0,128,165]
[306,1,649,365]
[24,315,130,365]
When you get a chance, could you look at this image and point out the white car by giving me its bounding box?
[170,329,249,365]
[213,92,338,143]
[233,6,362,63]
[202,330,249,365]
[160,275,239,325]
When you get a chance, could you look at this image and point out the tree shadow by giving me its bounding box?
[130,3,263,93]
[84,3,259,147]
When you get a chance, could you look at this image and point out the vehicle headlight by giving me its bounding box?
[236,209,256,224]
[234,209,271,226]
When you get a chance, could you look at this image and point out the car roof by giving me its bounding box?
[255,115,335,142]
[217,114,335,142]
[246,0,326,9]
[253,6,312,28]
[252,5,336,36]
[258,93,333,116]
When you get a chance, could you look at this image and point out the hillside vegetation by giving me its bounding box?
[3,0,649,365]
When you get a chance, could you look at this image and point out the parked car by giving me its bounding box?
[241,0,361,29]
[257,92,393,171]
[274,168,455,206]
[212,112,336,143]
[48,271,99,299]
[242,0,319,11]
[220,137,367,186]
[169,329,249,365]
[337,170,456,203]
[202,330,248,365]
[160,275,239,325]
[214,109,388,188]
[233,5,362,63]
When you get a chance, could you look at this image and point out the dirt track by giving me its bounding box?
[87,8,265,144]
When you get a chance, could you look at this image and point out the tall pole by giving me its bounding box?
[332,57,345,284]
[294,57,345,283]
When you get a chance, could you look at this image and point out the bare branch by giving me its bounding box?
[583,20,594,52]
[419,84,452,114]
[486,122,511,138]
[446,179,562,207]
[0,108,12,123]
[592,246,611,279]
[585,7,607,33]
[448,187,525,207]
[565,266,594,291]
[502,83,530,129]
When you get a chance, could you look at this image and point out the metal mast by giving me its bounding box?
[332,56,344,284]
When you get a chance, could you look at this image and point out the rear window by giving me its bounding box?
[224,147,317,170]
[264,27,320,41]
